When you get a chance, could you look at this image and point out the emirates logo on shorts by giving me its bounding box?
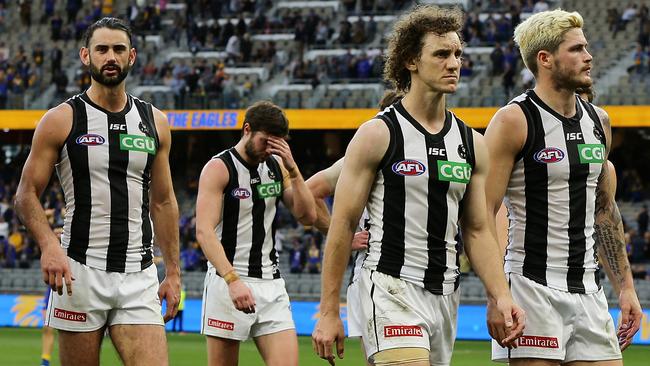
[518,335,559,348]
[384,325,423,338]
[53,308,87,322]
[208,318,234,331]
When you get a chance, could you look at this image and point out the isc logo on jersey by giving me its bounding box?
[534,147,565,163]
[120,134,156,154]
[437,161,471,184]
[392,159,426,176]
[257,181,282,198]
[578,144,605,164]
[231,188,251,199]
[76,134,105,146]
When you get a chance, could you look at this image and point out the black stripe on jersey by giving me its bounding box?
[423,132,450,294]
[218,152,239,264]
[562,119,589,293]
[579,97,607,146]
[133,99,155,269]
[106,112,130,272]
[66,97,91,264]
[376,107,406,278]
[248,166,266,278]
[517,98,549,285]
[375,113,397,171]
[456,118,476,169]
[266,156,283,279]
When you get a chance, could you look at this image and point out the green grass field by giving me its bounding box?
[1,327,648,365]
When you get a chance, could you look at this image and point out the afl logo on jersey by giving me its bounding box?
[534,147,565,163]
[76,134,105,146]
[231,188,251,199]
[392,159,426,176]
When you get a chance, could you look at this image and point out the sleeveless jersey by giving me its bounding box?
[503,90,605,293]
[57,92,159,273]
[362,101,476,295]
[212,148,284,279]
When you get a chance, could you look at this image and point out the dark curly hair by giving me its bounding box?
[383,5,464,92]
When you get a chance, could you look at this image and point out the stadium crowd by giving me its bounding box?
[0,0,649,278]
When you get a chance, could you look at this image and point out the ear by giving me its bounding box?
[79,47,90,67]
[129,47,137,66]
[537,50,553,71]
[405,57,418,72]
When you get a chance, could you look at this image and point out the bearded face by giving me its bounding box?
[89,59,131,87]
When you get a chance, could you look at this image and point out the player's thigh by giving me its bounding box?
[206,335,240,366]
[254,329,299,366]
[58,328,105,366]
[109,324,167,366]
[369,347,430,366]
[563,361,622,366]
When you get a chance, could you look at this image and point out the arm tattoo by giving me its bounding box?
[594,172,629,285]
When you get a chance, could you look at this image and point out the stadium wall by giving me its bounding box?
[1,294,649,344]
[2,106,650,130]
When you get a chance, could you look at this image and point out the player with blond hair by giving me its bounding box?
[485,9,642,365]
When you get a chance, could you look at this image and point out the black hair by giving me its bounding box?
[83,17,133,48]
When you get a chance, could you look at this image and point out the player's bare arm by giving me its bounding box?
[195,158,256,314]
[592,108,642,351]
[270,136,317,225]
[484,104,527,254]
[312,119,388,365]
[149,108,181,322]
[306,158,343,234]
[460,132,525,349]
[15,103,74,296]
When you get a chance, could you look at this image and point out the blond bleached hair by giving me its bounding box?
[514,9,584,75]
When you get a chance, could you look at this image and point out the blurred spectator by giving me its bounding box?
[521,67,534,90]
[66,0,82,24]
[491,42,504,76]
[225,33,241,64]
[306,242,321,274]
[51,12,64,41]
[41,0,56,24]
[460,54,473,77]
[637,204,648,234]
[0,69,7,109]
[289,240,306,273]
[533,0,550,13]
[20,0,32,28]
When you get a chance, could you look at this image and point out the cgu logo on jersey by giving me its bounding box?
[76,134,105,146]
[257,181,282,199]
[437,161,471,184]
[119,134,156,155]
[578,143,605,164]
[231,188,251,199]
[534,147,565,163]
[392,159,426,176]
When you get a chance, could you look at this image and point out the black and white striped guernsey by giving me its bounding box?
[57,92,159,273]
[504,90,606,294]
[213,148,284,279]
[362,101,476,295]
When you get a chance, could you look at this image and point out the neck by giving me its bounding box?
[534,78,577,118]
[86,83,128,113]
[401,85,447,132]
[234,139,257,166]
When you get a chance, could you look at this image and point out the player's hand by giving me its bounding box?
[267,136,298,176]
[158,270,181,322]
[228,279,256,314]
[617,287,642,351]
[351,230,369,251]
[40,242,74,296]
[487,295,525,349]
[312,313,345,365]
